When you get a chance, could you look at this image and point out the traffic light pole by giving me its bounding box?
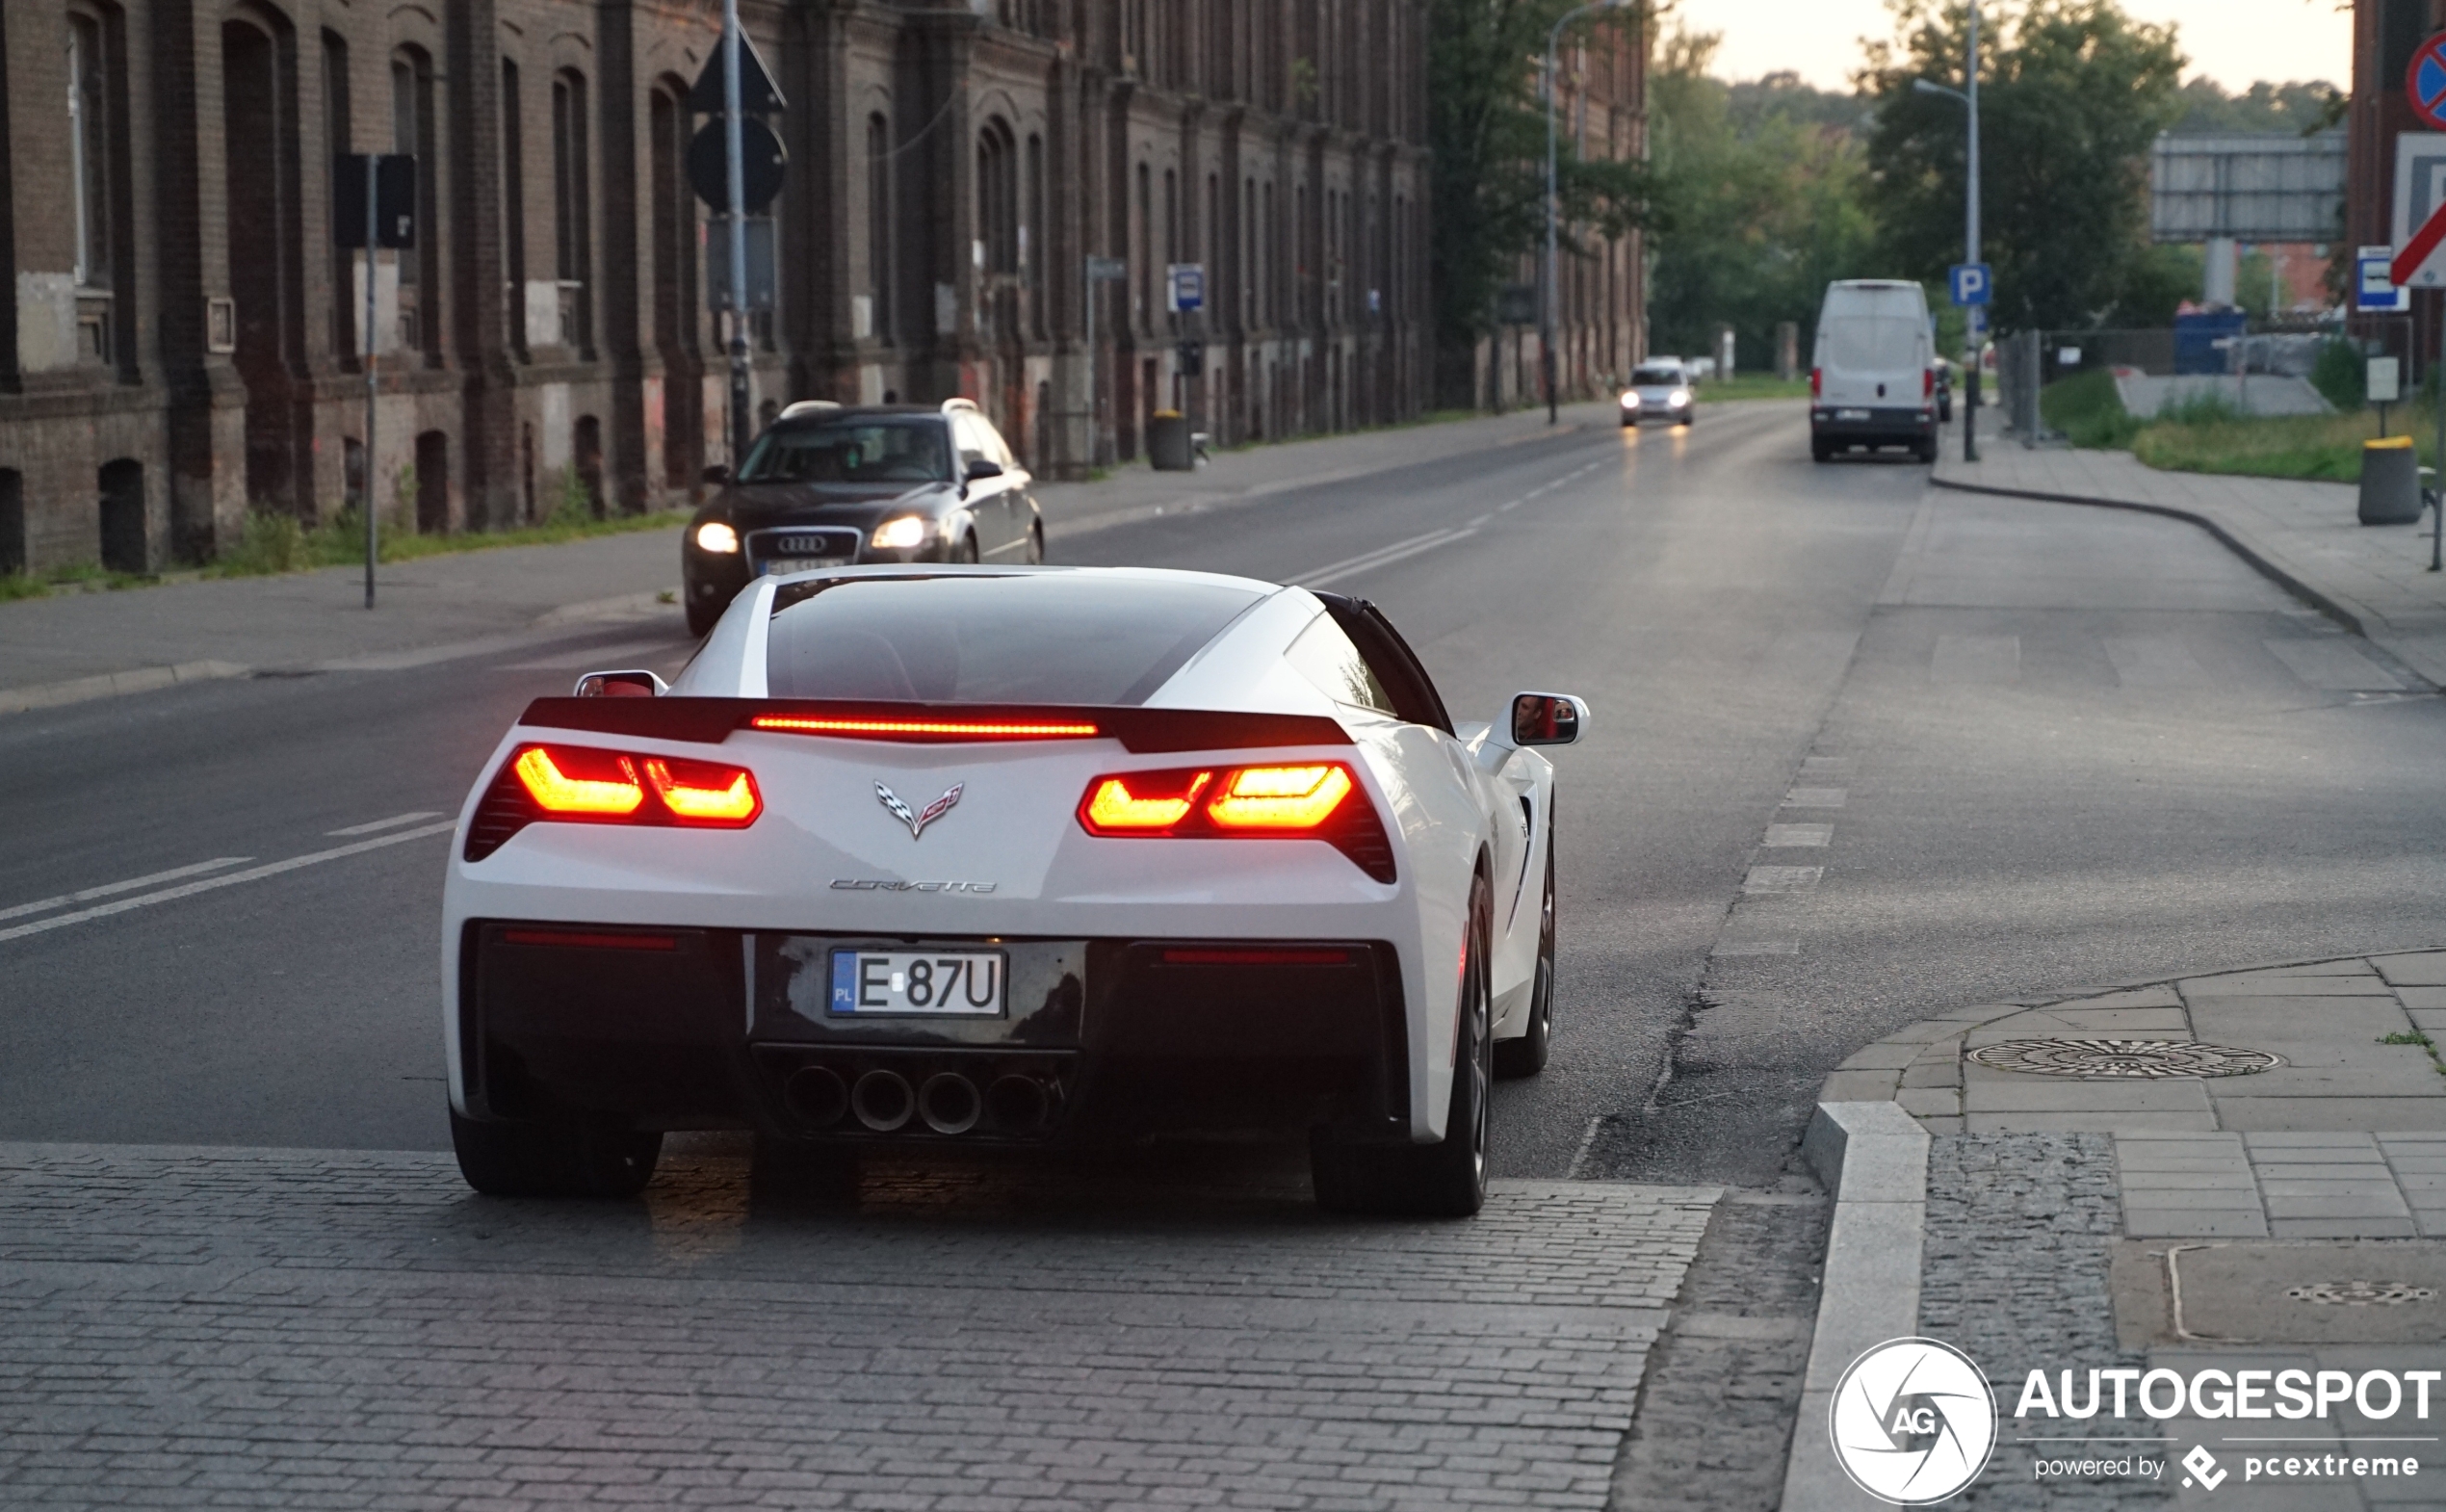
[722,0,751,472]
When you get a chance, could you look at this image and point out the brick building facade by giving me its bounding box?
[0,0,1436,575]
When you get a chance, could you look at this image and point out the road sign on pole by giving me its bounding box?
[2392,135,2446,287]
[2412,34,2446,131]
[1948,263,1992,306]
[1166,264,1205,314]
[2358,245,2409,313]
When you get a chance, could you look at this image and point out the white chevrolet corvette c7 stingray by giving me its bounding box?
[441,565,1586,1216]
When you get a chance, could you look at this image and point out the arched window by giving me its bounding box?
[1026,134,1046,338]
[392,48,441,361]
[67,3,131,371]
[551,70,592,352]
[500,58,527,359]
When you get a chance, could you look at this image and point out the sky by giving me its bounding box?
[1672,0,2351,93]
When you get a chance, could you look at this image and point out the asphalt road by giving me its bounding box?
[6,399,2444,1197]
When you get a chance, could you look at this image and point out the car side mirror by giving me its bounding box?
[702,464,732,486]
[1509,691,1588,746]
[965,458,1004,482]
[574,669,668,698]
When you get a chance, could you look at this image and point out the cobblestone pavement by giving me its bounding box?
[1918,1134,2168,1511]
[0,1141,1717,1510]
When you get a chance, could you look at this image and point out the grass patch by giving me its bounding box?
[1698,376,1812,402]
[2381,1031,2435,1047]
[210,469,687,581]
[2039,368,2439,482]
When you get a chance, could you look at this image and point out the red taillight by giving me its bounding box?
[750,714,1100,742]
[1159,947,1353,966]
[466,743,763,860]
[1924,368,1935,399]
[514,745,645,816]
[645,756,762,824]
[1207,764,1354,830]
[1810,367,1822,399]
[1077,761,1393,881]
[502,929,679,952]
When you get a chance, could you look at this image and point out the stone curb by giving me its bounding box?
[0,590,682,719]
[1780,1100,1930,1511]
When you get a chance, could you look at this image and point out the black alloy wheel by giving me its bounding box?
[1311,870,1493,1218]
[1494,824,1556,1079]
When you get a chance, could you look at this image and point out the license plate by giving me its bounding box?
[1836,408,1871,421]
[828,950,1006,1016]
[763,557,850,576]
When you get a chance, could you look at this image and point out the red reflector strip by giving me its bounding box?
[750,715,1101,741]
[1159,948,1354,967]
[501,929,679,952]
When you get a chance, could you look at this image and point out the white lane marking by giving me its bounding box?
[1297,525,1481,587]
[1565,1114,1606,1180]
[326,811,445,837]
[1933,633,2020,685]
[2263,637,2407,691]
[1295,459,1609,587]
[2104,636,2208,689]
[0,822,455,945]
[0,857,254,924]
[1782,787,1847,809]
[498,639,687,673]
[1761,823,1833,848]
[1743,866,1823,894]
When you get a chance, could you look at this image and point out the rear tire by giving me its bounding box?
[953,533,980,564]
[450,1108,662,1198]
[1312,873,1492,1218]
[1494,830,1556,1080]
[1026,521,1045,564]
[1810,439,1833,463]
[685,598,721,639]
[1917,437,1939,464]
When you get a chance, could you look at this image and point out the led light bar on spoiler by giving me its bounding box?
[512,698,1353,754]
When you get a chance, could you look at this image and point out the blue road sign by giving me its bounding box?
[2358,246,2410,314]
[2411,34,2446,132]
[1949,263,1992,307]
[1167,264,1206,314]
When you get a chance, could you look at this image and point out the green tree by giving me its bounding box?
[1427,0,1658,402]
[1646,29,1881,365]
[1859,0,2185,331]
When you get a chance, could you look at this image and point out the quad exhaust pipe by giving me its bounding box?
[785,1061,1053,1135]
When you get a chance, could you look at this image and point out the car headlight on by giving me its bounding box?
[693,521,740,555]
[871,515,930,550]
[1669,388,1692,407]
[1620,392,1641,408]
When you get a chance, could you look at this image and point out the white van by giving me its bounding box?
[1809,280,1938,463]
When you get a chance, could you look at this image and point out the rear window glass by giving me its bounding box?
[764,574,1265,705]
[738,418,952,484]
[1821,317,1922,373]
[1630,366,1682,386]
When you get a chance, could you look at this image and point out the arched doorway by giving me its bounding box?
[415,430,450,534]
[99,459,145,573]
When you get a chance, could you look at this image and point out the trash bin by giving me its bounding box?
[1149,410,1194,472]
[2360,436,2422,525]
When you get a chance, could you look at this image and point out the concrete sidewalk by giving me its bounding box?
[1791,955,2446,1509]
[1933,441,2446,687]
[0,402,1621,716]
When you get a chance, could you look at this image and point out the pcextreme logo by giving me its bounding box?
[1830,1338,1997,1505]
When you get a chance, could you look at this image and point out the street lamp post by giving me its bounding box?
[1913,1,1982,462]
[1543,0,1632,426]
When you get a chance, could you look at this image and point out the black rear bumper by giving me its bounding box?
[1811,405,1935,445]
[455,922,1410,1144]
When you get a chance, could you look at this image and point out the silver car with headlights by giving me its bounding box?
[1619,363,1696,429]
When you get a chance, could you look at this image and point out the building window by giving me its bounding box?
[551,71,592,352]
[324,31,352,363]
[66,8,122,366]
[1027,134,1046,339]
[501,59,527,359]
[867,113,893,341]
[391,53,439,357]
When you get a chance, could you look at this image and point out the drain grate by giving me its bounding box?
[2288,1282,2437,1308]
[1965,1038,2281,1079]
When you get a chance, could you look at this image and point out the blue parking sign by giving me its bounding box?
[1949,263,1992,307]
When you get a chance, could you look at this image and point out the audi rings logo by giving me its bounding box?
[1830,1338,1997,1505]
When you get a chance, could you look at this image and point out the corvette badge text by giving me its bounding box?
[830,879,998,893]
[1831,1339,2434,1504]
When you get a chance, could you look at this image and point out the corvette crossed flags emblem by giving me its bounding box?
[876,781,963,840]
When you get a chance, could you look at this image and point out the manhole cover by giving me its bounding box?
[1965,1038,2281,1079]
[2288,1282,2437,1308]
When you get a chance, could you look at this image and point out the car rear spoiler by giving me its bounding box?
[513,698,1353,755]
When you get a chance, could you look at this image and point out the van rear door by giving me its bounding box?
[1817,300,1926,407]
